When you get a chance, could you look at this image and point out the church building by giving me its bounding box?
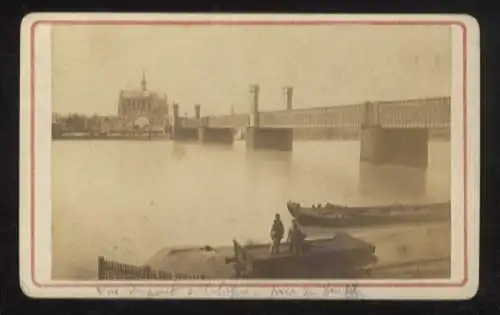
[117,72,169,132]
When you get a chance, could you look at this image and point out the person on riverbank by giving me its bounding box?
[270,213,285,254]
[287,219,306,257]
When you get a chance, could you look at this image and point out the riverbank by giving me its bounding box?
[52,221,450,280]
[53,135,172,141]
[145,221,450,279]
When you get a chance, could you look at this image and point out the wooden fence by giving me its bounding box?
[97,256,208,280]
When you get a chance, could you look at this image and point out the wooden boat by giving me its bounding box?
[224,233,378,279]
[286,200,450,228]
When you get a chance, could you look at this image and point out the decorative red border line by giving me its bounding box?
[29,18,468,289]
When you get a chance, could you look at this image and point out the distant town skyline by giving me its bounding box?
[52,24,451,116]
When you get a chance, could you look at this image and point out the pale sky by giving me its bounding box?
[52,24,451,116]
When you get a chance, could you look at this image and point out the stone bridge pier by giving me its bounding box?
[359,102,429,168]
[197,119,234,145]
[196,105,234,145]
[171,103,198,141]
[171,104,234,144]
[198,126,234,144]
[246,84,294,151]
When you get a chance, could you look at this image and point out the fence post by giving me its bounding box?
[98,256,105,280]
[97,257,199,281]
[143,266,153,279]
[121,263,126,279]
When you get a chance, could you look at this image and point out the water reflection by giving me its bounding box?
[357,163,427,205]
[245,149,292,178]
[244,149,293,227]
[170,142,186,159]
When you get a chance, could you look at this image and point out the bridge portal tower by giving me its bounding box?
[194,104,201,119]
[249,84,260,128]
[283,86,293,111]
[172,103,179,128]
[246,84,293,151]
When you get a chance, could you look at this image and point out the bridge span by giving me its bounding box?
[199,97,450,130]
[170,85,451,168]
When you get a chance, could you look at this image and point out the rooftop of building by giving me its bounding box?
[119,71,167,100]
[120,90,165,99]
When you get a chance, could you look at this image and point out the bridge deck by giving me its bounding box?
[180,97,451,130]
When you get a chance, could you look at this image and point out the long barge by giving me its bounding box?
[287,201,450,228]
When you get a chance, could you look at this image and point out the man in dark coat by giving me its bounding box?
[270,213,285,254]
[287,219,306,256]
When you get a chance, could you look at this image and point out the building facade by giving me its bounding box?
[117,73,170,132]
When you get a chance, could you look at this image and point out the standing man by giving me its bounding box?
[287,219,306,257]
[270,213,285,254]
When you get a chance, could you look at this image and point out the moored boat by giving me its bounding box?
[286,200,450,228]
[224,232,378,278]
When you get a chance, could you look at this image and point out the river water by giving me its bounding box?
[52,140,450,279]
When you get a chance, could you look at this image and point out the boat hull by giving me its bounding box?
[226,233,378,279]
[287,202,450,228]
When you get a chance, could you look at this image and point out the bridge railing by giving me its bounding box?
[377,97,451,129]
[259,104,365,129]
[174,97,451,130]
[177,117,200,128]
[206,114,249,128]
[176,114,250,129]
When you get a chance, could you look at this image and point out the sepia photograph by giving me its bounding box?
[19,13,480,299]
